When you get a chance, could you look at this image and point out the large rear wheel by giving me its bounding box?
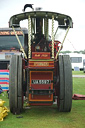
[58,55,72,112]
[9,55,23,114]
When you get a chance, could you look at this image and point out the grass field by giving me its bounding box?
[0,72,85,128]
[72,70,85,75]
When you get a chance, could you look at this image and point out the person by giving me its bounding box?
[0,85,3,94]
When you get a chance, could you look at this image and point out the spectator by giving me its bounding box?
[0,85,3,94]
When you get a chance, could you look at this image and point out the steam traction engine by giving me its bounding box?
[9,9,73,114]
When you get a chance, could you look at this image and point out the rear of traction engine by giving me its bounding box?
[9,12,73,114]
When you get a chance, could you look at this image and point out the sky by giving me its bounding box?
[0,0,85,51]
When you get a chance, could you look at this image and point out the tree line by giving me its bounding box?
[60,50,85,54]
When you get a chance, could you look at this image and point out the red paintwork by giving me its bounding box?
[29,61,54,69]
[49,40,61,51]
[32,52,50,59]
[29,102,53,106]
[29,71,53,106]
[72,94,85,100]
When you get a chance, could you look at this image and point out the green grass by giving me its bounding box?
[72,71,85,75]
[0,78,85,128]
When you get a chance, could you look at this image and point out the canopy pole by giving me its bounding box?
[12,26,27,59]
[55,26,70,60]
[28,15,31,58]
[51,15,54,59]
[54,27,58,38]
[44,18,49,40]
[20,27,24,37]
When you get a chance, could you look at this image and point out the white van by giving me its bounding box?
[69,53,85,70]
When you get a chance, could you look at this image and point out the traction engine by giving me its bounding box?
[9,7,73,114]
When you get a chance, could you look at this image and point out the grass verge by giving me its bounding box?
[72,71,85,75]
[0,78,85,128]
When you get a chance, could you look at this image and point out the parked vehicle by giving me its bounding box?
[0,28,28,69]
[83,59,85,73]
[9,5,73,114]
[0,28,28,91]
[69,53,85,70]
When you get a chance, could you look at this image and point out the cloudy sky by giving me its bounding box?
[0,0,85,51]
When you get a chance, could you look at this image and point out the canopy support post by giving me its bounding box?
[51,15,54,59]
[12,26,27,59]
[55,26,70,60]
[28,15,31,58]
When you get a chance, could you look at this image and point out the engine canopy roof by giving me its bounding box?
[9,11,73,28]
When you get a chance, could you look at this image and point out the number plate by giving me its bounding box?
[31,80,51,84]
